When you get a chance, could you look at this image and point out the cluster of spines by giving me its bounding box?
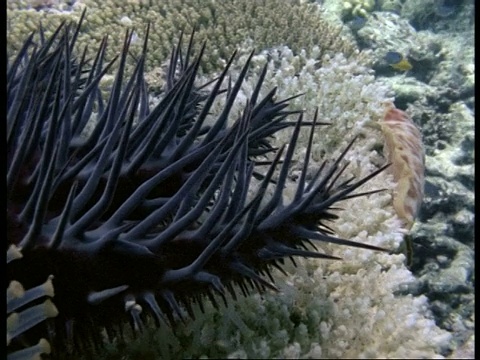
[7,10,389,357]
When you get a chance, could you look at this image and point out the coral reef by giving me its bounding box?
[7,0,358,74]
[341,0,375,18]
[8,0,473,358]
[401,0,473,32]
[7,11,399,359]
[355,11,443,79]
[341,1,475,356]
[377,0,403,13]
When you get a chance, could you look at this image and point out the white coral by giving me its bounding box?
[191,46,451,359]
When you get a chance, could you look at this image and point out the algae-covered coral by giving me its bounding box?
[341,0,376,18]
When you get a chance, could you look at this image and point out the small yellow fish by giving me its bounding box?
[384,51,412,71]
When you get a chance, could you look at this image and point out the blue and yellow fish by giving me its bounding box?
[384,51,412,71]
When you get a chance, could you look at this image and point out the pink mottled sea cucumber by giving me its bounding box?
[380,104,425,230]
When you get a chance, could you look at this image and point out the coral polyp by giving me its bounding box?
[7,12,389,358]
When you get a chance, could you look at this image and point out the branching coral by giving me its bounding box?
[7,0,358,74]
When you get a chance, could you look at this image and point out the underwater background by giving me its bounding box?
[7,0,474,358]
